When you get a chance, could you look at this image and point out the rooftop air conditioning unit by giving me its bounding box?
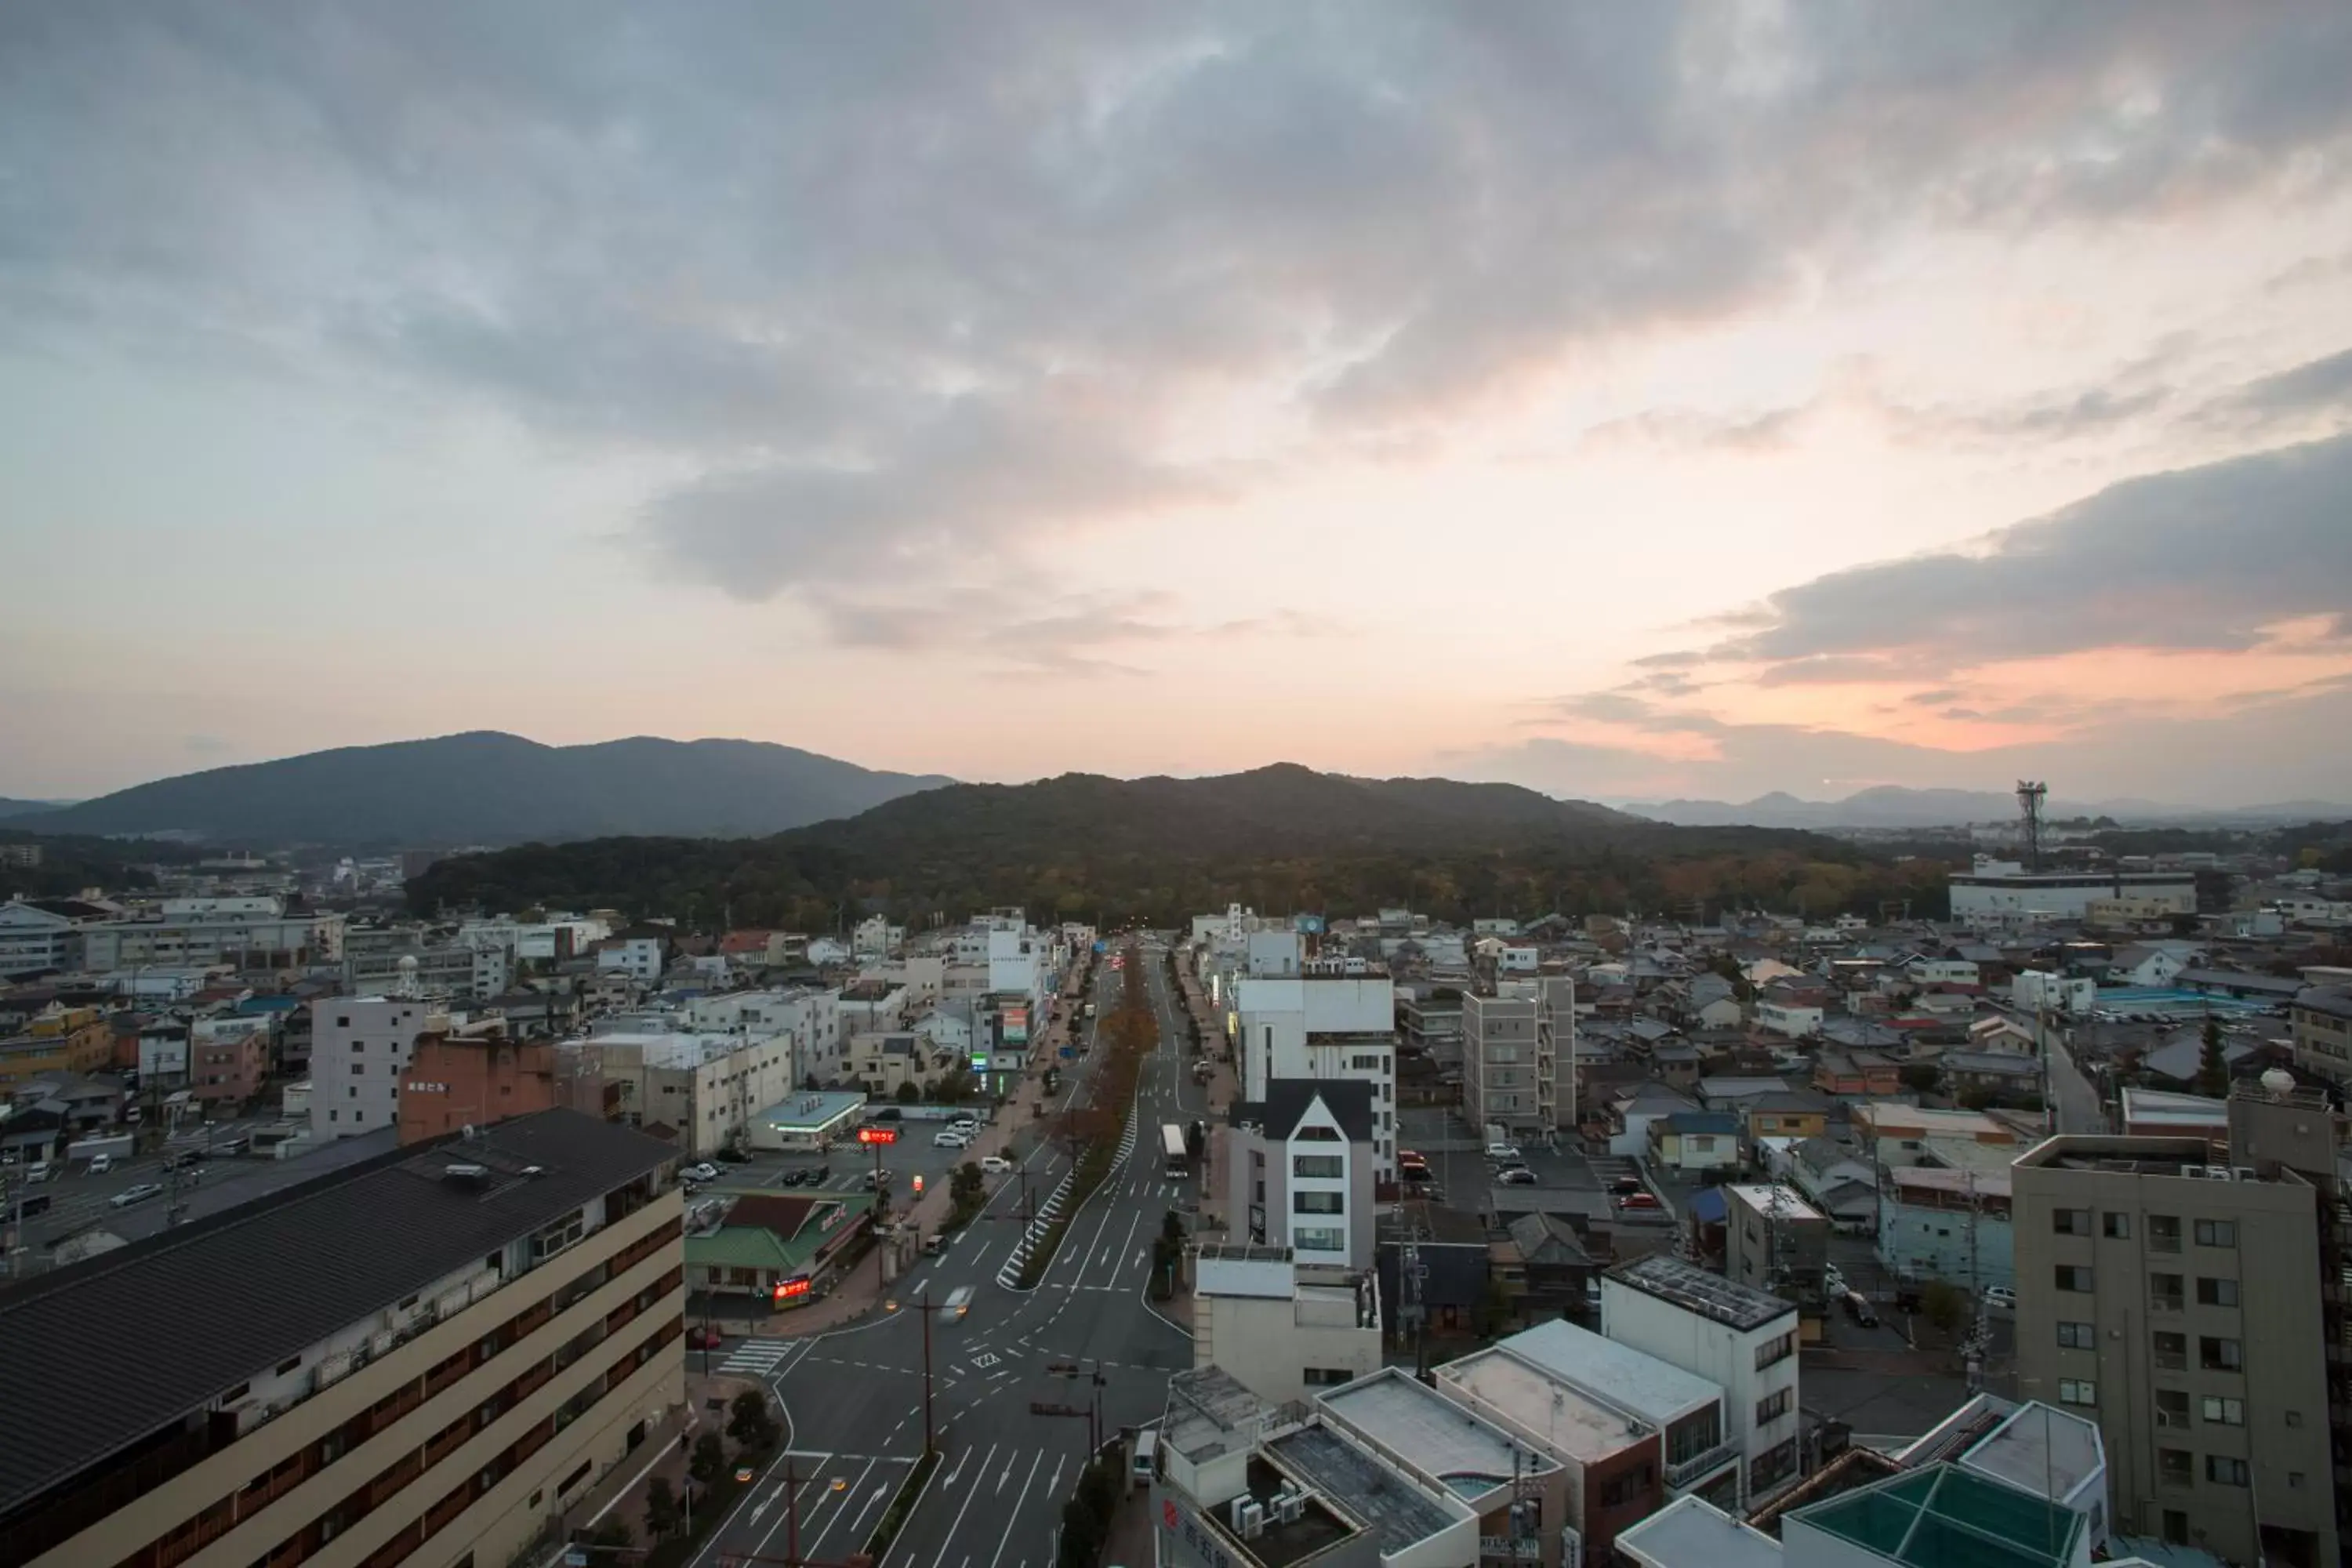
[1275,1490,1305,1524]
[442,1163,488,1181]
[1233,1499,1267,1539]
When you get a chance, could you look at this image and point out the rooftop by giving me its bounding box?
[1723,1184,1827,1223]
[757,1090,867,1131]
[0,1109,673,1519]
[1433,1345,1657,1463]
[1960,1403,2104,1504]
[2117,1086,2229,1128]
[1607,1253,1797,1333]
[1490,1320,1721,1422]
[1786,1462,2084,1568]
[1262,1425,1459,1556]
[1617,1494,1784,1568]
[1163,1366,1278,1465]
[1318,1369,1559,1499]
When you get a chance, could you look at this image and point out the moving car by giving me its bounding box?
[1842,1290,1880,1328]
[940,1285,975,1321]
[1484,1142,1521,1162]
[87,1153,114,1175]
[867,1169,894,1189]
[111,1182,163,1209]
[779,1169,808,1187]
[683,1162,720,1182]
[980,1155,1014,1174]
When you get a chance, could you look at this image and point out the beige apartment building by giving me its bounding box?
[1461,977,1575,1137]
[1,1109,685,1568]
[2010,1081,2344,1568]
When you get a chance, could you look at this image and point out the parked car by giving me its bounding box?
[1616,1192,1664,1211]
[684,1162,720,1182]
[716,1147,752,1163]
[1484,1142,1521,1162]
[1983,1285,2016,1314]
[1610,1175,1645,1196]
[87,1153,114,1176]
[1842,1290,1880,1328]
[687,1326,724,1349]
[980,1155,1014,1175]
[933,1130,971,1149]
[111,1182,164,1209]
[809,1163,830,1183]
[779,1169,808,1187]
[948,1112,978,1129]
[1497,1167,1539,1186]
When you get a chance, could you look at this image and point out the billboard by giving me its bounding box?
[1293,913,1325,935]
[1003,1004,1029,1044]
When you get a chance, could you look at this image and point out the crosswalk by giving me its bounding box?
[717,1338,797,1375]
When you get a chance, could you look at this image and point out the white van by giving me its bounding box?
[1131,1427,1158,1489]
[88,1152,114,1175]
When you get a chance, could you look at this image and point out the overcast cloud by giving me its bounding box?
[5,3,2352,797]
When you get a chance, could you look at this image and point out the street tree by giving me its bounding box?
[644,1477,681,1540]
[2195,1014,2230,1098]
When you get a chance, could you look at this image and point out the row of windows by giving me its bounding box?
[2051,1208,2235,1249]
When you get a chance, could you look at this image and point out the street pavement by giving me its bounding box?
[693,939,1197,1568]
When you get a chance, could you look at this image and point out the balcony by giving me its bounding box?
[1665,1439,1741,1490]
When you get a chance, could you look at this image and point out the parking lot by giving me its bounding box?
[687,1109,1019,1203]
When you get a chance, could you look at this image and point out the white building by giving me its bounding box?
[1232,947,1399,1180]
[347,942,508,1002]
[1947,857,2195,925]
[1229,1080,1378,1269]
[0,901,80,978]
[310,995,453,1141]
[1754,1000,1823,1039]
[1479,1319,1743,1508]
[80,901,343,970]
[686,985,843,1086]
[595,938,664,984]
[2012,971,2096,1014]
[572,1022,801,1156]
[1191,1244,1381,1406]
[1601,1254,1801,1506]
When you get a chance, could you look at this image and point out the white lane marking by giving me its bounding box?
[930,1442,1000,1568]
[987,1452,1047,1568]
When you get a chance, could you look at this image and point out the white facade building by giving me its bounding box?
[595,938,664,984]
[310,996,452,1140]
[0,901,78,978]
[2013,971,2096,1014]
[1601,1254,1801,1507]
[81,903,343,970]
[1191,1244,1382,1406]
[1232,958,1399,1181]
[1947,857,2196,924]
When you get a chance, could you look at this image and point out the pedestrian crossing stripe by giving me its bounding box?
[717,1340,795,1372]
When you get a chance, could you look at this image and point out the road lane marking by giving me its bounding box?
[806,1457,880,1557]
[930,1443,1001,1568]
[988,1453,1046,1568]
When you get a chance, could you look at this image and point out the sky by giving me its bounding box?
[5,3,2352,808]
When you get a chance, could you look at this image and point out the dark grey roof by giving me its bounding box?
[1251,1079,1377,1144]
[1607,1251,1795,1331]
[2296,986,2352,1022]
[0,1109,674,1520]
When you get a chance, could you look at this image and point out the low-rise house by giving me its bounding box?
[1742,1089,1833,1145]
[1812,1049,1902,1096]
[1602,1083,1699,1158]
[1940,1050,2044,1102]
[1376,1200,1491,1336]
[1649,1110,1740,1173]
[1503,1211,1598,1321]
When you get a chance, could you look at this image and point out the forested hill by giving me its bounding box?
[406,763,1956,928]
[27,732,953,847]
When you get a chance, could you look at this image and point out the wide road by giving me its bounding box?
[695,938,1199,1568]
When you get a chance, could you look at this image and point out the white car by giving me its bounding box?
[933,1130,971,1149]
[979,1155,1014,1174]
[111,1182,164,1209]
[683,1162,720,1182]
[1484,1142,1522,1162]
[1983,1286,2016,1314]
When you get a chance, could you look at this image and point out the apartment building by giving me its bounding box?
[313,998,452,1142]
[565,1025,798,1158]
[1232,940,1399,1180]
[1602,1254,1802,1505]
[347,945,507,1004]
[191,1016,272,1109]
[1228,1080,1377,1268]
[2289,984,2352,1083]
[397,1025,558,1145]
[2011,1082,2341,1567]
[0,1110,684,1568]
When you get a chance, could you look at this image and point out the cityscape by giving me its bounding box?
[8,7,2352,1568]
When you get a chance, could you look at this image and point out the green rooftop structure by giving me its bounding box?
[1782,1463,2088,1568]
[686,1189,877,1310]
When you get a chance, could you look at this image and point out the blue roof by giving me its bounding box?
[1661,1111,1738,1134]
[1686,1186,1729,1223]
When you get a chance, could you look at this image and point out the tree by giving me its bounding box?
[689,1432,727,1488]
[2195,1014,2230,1098]
[644,1476,682,1540]
[1898,1063,1939,1093]
[728,1388,779,1450]
[586,1519,632,1549]
[1919,1279,1968,1337]
[895,1079,921,1105]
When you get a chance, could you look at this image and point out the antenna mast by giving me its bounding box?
[2015,781,2048,871]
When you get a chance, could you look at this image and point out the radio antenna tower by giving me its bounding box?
[2015,781,2048,871]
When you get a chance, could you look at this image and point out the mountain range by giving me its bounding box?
[13,733,954,846]
[0,797,70,820]
[1627,786,2352,829]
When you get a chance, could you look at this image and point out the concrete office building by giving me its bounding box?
[0,1110,684,1568]
[1947,858,2195,925]
[1462,979,1577,1138]
[312,996,455,1142]
[1228,1080,1378,1269]
[1602,1254,1802,1506]
[1192,1245,1381,1406]
[1231,944,1399,1181]
[2010,1078,2342,1567]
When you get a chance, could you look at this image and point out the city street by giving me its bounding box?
[692,940,1197,1568]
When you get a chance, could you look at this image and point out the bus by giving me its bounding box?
[1160,1123,1189,1179]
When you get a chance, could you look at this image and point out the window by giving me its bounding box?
[2201,1396,2245,1426]
[351,1063,364,1075]
[1301,1367,1355,1386]
[2057,1380,2096,1407]
[1755,1388,1792,1425]
[2194,1218,2238,1247]
[1755,1331,1795,1370]
[2158,1450,2194,1488]
[2162,1509,2190,1543]
[275,1355,303,1375]
[1292,1225,1345,1253]
[1293,1155,1343,1180]
[2103,1212,2131,1240]
[2205,1455,2249,1486]
[1293,1191,1344,1214]
[328,1109,339,1123]
[2152,1330,2187,1370]
[2200,1335,2243,1371]
[2154,1390,2190,1428]
[2149,1272,2183,1311]
[348,1087,358,1099]
[2196,1276,2239,1307]
[2056,1321,2096,1348]
[2053,1265,2094,1292]
[351,1040,365,1053]
[2053,1207,2092,1236]
[2148,1214,2181,1252]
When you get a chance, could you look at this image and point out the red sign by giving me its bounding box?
[1163,1501,1178,1530]
[773,1277,811,1300]
[857,1125,899,1145]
